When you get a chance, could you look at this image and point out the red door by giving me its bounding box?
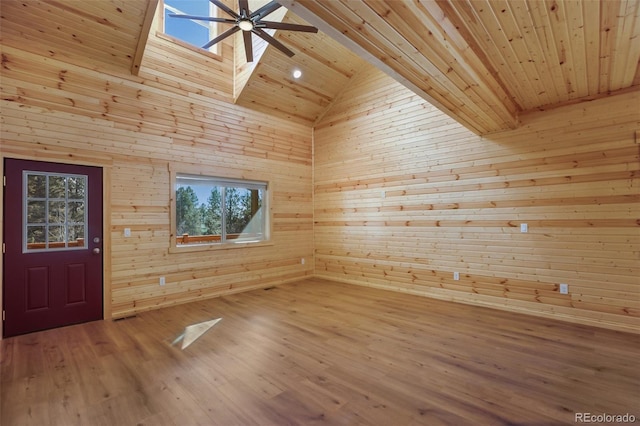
[3,159,103,337]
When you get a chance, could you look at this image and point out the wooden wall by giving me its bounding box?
[1,30,314,320]
[314,65,640,333]
[1,11,638,335]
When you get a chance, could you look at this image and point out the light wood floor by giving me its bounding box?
[1,278,638,425]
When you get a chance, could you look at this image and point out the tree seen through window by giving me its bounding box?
[24,172,87,250]
[175,176,266,245]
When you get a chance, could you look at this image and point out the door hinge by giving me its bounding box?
[2,311,5,321]
[3,175,5,187]
[2,243,4,254]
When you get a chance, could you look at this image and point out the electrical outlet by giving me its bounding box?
[520,223,528,233]
[453,272,460,281]
[559,283,568,294]
[301,258,305,265]
[159,276,166,286]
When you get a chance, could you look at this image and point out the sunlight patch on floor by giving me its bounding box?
[172,318,222,349]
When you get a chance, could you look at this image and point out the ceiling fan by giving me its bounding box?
[169,0,318,62]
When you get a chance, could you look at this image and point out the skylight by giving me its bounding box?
[161,0,219,55]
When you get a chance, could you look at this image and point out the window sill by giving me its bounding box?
[168,239,274,254]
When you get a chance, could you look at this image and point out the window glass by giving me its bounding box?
[175,174,267,246]
[162,0,219,54]
[27,174,46,198]
[23,172,88,251]
[224,186,263,240]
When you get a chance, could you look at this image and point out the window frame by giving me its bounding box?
[156,0,223,60]
[169,167,272,253]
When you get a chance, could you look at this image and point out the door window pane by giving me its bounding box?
[48,176,66,198]
[48,201,66,223]
[23,172,88,252]
[48,226,65,243]
[69,225,85,246]
[68,201,85,223]
[27,174,46,198]
[27,226,46,246]
[27,201,46,223]
[68,176,86,199]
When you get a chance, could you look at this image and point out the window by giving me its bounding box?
[23,171,87,252]
[160,0,219,55]
[173,174,268,248]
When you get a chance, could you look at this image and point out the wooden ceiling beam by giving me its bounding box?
[280,0,521,134]
[405,1,520,122]
[280,0,490,134]
[132,0,160,76]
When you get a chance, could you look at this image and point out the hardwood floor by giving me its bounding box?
[1,278,638,425]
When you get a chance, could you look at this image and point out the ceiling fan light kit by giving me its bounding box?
[238,19,254,31]
[169,0,318,62]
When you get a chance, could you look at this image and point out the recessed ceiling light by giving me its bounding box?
[292,69,302,79]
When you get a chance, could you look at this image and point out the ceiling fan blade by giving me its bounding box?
[238,0,250,17]
[209,0,239,18]
[242,29,253,62]
[168,14,236,24]
[253,28,294,57]
[250,1,281,20]
[202,26,240,50]
[259,21,318,33]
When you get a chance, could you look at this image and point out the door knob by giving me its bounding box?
[93,248,101,254]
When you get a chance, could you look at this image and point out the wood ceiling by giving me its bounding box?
[233,11,368,125]
[281,0,640,134]
[0,0,156,76]
[1,0,639,134]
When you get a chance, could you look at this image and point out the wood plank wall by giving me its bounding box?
[0,31,314,320]
[1,15,638,336]
[313,65,640,333]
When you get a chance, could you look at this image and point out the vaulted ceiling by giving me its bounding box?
[0,0,156,75]
[233,10,368,125]
[1,0,639,135]
[280,0,640,134]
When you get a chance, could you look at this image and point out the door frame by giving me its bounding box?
[0,154,112,340]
